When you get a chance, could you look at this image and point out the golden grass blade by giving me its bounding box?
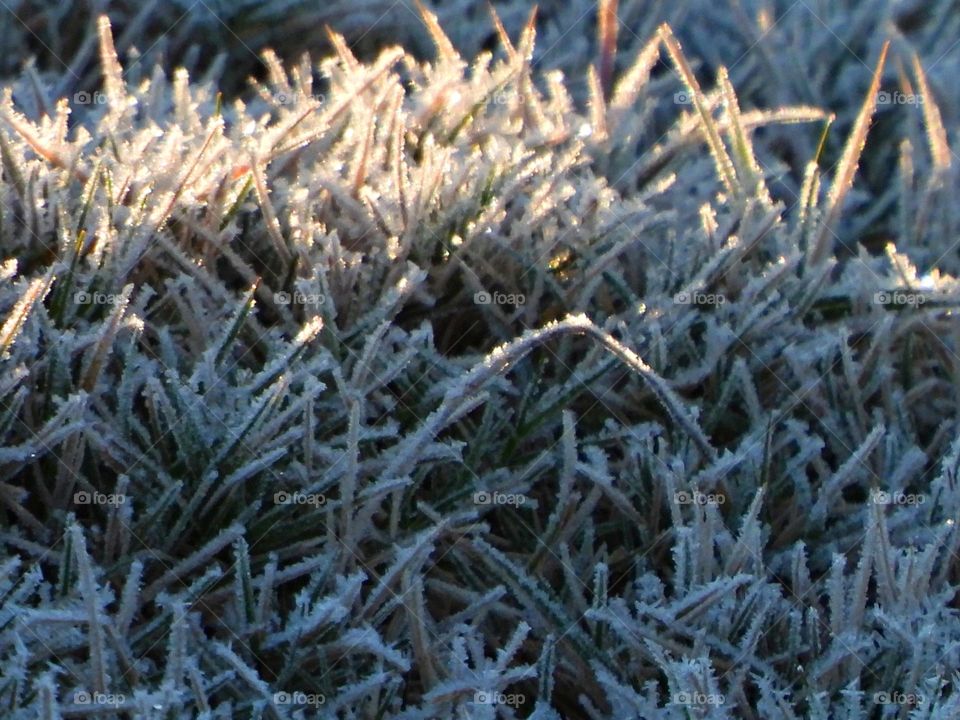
[911,53,951,171]
[610,37,660,113]
[810,41,889,265]
[414,0,461,64]
[718,66,762,197]
[586,65,609,143]
[597,0,619,99]
[0,273,53,359]
[659,24,739,200]
[96,16,126,106]
[325,26,360,71]
[487,3,517,62]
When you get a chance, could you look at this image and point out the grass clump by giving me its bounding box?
[0,5,959,719]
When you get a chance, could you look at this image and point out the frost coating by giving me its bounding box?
[0,7,958,720]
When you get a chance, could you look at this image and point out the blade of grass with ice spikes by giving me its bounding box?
[809,41,889,265]
[659,23,739,201]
